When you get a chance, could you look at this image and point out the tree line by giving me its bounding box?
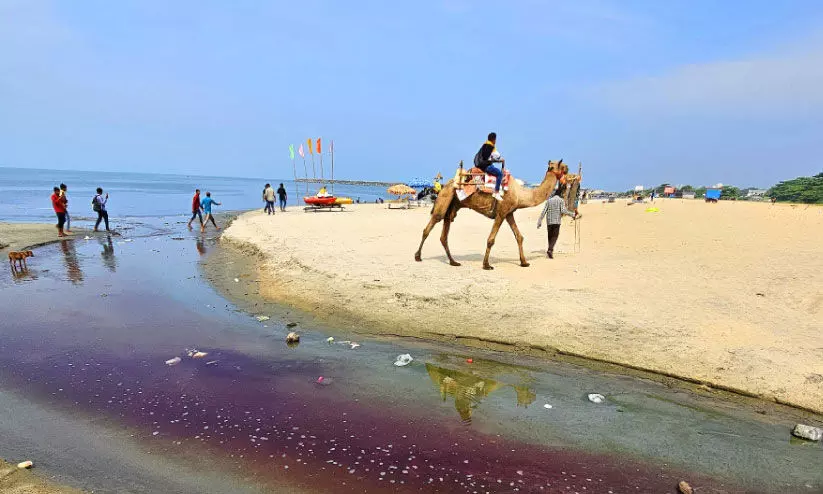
[619,172,822,203]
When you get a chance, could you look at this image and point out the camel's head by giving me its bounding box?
[547,159,565,174]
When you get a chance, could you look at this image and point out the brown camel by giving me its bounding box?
[415,160,561,270]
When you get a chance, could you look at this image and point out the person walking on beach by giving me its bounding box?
[263,183,275,215]
[51,186,67,237]
[93,187,110,232]
[537,185,578,259]
[187,188,203,229]
[200,192,221,232]
[473,132,505,201]
[276,183,287,211]
[59,183,72,233]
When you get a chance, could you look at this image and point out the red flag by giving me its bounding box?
[316,137,322,155]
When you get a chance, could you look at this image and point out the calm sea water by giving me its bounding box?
[0,167,389,222]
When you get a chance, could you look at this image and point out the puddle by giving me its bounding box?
[0,217,820,493]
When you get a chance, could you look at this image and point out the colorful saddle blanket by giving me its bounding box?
[454,167,513,201]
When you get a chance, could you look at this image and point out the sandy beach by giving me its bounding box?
[223,199,823,413]
[0,459,83,494]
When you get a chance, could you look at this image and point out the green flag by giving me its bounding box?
[289,144,295,160]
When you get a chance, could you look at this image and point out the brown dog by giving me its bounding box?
[8,250,34,270]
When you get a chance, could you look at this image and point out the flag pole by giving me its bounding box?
[330,141,335,195]
[319,151,324,182]
[303,156,308,194]
[292,158,298,204]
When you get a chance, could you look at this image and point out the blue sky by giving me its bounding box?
[1,0,822,190]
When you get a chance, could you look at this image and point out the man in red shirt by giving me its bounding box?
[187,189,203,229]
[50,186,67,237]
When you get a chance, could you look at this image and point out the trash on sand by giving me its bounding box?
[466,358,473,364]
[205,360,218,366]
[191,351,208,359]
[678,480,694,494]
[317,376,324,383]
[124,239,133,242]
[83,236,91,240]
[587,393,605,404]
[645,207,660,213]
[17,460,33,469]
[286,332,300,343]
[350,342,361,349]
[165,357,182,366]
[792,424,822,442]
[394,354,413,367]
[256,315,270,322]
[286,322,298,328]
[234,278,240,283]
[326,337,334,344]
[543,404,553,409]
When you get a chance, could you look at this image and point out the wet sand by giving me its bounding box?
[0,222,94,255]
[221,200,823,413]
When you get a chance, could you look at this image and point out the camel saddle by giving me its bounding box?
[453,166,513,202]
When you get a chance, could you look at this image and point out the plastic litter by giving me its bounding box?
[466,358,473,364]
[165,357,182,366]
[83,236,91,240]
[256,315,270,322]
[350,342,361,349]
[17,460,33,469]
[394,354,413,367]
[792,424,822,441]
[124,239,133,242]
[645,207,660,213]
[286,322,298,328]
[233,278,240,283]
[286,332,300,343]
[326,337,334,344]
[678,480,694,494]
[205,360,218,366]
[317,376,324,383]
[191,351,208,359]
[587,393,605,404]
[543,404,553,409]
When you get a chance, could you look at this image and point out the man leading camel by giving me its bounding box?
[537,184,578,259]
[474,132,505,201]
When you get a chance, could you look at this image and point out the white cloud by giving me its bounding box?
[591,33,823,118]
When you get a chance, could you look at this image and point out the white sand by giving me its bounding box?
[224,199,823,412]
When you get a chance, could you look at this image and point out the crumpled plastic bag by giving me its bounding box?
[394,354,413,367]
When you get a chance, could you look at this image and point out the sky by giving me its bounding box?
[1,0,822,191]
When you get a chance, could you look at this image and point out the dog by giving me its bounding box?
[8,250,34,270]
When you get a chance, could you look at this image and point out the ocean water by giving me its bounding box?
[0,167,389,222]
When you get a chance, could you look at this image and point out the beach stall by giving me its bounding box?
[386,184,418,209]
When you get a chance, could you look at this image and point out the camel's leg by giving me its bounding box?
[482,216,506,270]
[415,215,442,262]
[505,213,529,267]
[440,217,460,266]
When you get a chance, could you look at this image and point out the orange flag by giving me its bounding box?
[307,138,313,154]
[316,137,322,155]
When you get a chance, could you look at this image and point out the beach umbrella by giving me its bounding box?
[406,178,430,188]
[387,184,417,196]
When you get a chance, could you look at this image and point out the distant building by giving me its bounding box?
[682,192,696,199]
[746,189,767,198]
[634,185,644,192]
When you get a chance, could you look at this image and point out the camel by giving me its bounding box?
[415,160,562,270]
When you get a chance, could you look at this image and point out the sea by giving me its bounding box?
[0,166,389,223]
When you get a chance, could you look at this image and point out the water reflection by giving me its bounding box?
[59,240,83,284]
[195,237,207,256]
[426,362,535,424]
[99,235,117,272]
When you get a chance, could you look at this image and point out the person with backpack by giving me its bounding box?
[92,187,110,232]
[473,132,505,201]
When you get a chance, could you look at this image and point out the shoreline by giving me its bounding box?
[219,201,823,414]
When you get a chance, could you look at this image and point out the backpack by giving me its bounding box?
[92,195,101,212]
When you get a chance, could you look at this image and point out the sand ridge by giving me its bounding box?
[223,200,823,412]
